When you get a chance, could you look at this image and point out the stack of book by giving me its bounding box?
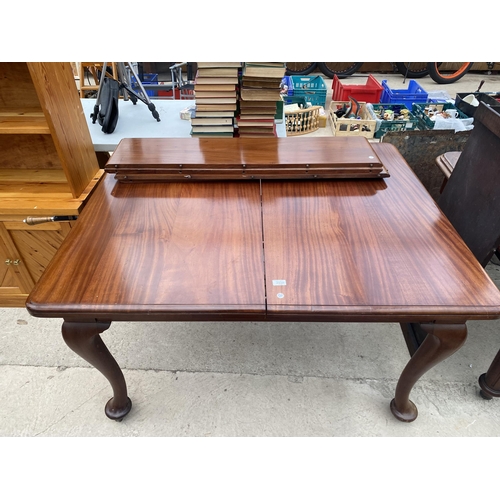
[237,62,286,137]
[192,62,241,137]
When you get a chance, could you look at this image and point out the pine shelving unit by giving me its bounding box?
[0,62,103,306]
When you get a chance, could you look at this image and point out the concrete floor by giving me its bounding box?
[2,70,500,440]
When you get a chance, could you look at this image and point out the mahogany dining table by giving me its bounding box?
[26,137,500,423]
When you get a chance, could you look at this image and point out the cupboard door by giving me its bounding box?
[0,230,27,305]
[0,222,35,305]
[0,221,74,306]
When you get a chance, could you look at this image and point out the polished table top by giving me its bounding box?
[27,141,500,322]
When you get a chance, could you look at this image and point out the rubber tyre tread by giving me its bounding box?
[317,62,363,79]
[427,62,473,84]
[394,62,429,78]
[285,63,317,75]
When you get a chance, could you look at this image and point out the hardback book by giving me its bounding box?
[195,97,238,105]
[238,107,276,118]
[237,134,276,138]
[238,126,276,136]
[194,91,237,99]
[192,125,235,133]
[197,62,242,68]
[191,117,234,126]
[247,62,286,67]
[242,63,286,79]
[239,103,277,115]
[240,78,282,89]
[195,76,239,85]
[240,87,281,101]
[194,110,235,117]
[191,131,235,137]
[194,84,237,92]
[239,108,276,115]
[197,67,239,78]
[237,114,275,120]
[195,104,237,112]
[239,99,277,107]
[236,118,274,127]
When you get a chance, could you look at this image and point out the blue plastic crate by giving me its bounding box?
[131,73,159,96]
[292,75,326,91]
[380,79,428,107]
[131,73,158,84]
[281,76,296,104]
[291,75,327,107]
[281,76,294,96]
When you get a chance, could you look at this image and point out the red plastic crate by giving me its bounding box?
[157,88,181,98]
[332,74,383,103]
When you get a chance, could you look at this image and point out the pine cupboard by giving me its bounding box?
[0,62,103,306]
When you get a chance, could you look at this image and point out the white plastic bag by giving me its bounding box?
[432,114,474,132]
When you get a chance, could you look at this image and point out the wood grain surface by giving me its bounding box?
[26,143,500,322]
[263,143,500,320]
[27,176,266,318]
[105,136,388,180]
[107,137,383,169]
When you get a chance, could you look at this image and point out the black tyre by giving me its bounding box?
[317,62,363,79]
[394,62,429,78]
[427,62,473,84]
[285,62,317,75]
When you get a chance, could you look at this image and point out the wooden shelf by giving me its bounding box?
[0,168,68,184]
[0,169,104,215]
[0,110,50,134]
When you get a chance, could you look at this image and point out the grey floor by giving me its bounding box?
[2,70,500,440]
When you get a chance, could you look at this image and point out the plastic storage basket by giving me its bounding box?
[131,73,158,96]
[332,74,383,103]
[412,102,474,131]
[328,101,376,138]
[291,75,327,107]
[281,76,294,96]
[379,79,428,107]
[366,103,419,138]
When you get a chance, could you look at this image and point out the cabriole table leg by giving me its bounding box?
[478,348,500,399]
[391,323,467,422]
[62,321,132,421]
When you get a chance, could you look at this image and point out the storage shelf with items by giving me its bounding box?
[0,62,103,306]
